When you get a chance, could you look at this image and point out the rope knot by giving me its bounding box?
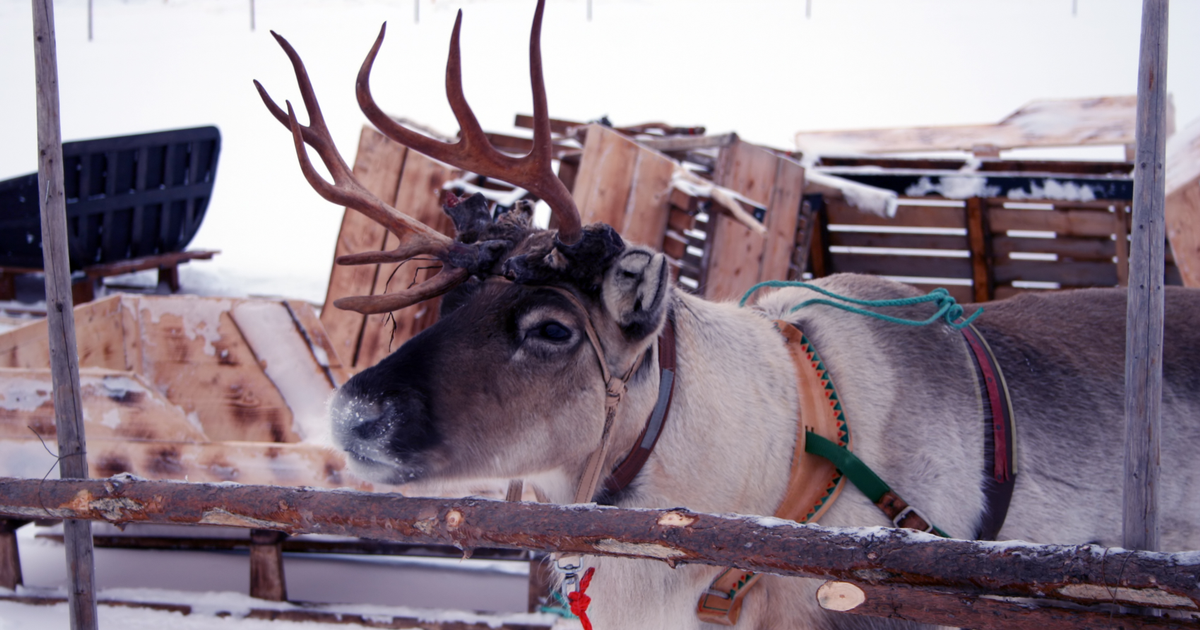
[568,567,596,630]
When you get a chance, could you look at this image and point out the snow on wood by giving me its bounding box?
[0,476,1197,621]
[1166,116,1200,287]
[795,96,1145,156]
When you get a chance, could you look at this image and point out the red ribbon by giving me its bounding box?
[568,567,596,630]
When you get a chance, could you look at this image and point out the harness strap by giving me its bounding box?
[961,323,1018,540]
[605,316,677,496]
[805,433,949,537]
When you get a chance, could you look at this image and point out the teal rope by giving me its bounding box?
[739,280,981,330]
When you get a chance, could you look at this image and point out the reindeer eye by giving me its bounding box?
[534,321,572,343]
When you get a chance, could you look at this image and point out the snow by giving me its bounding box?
[2,0,1199,305]
[806,171,899,218]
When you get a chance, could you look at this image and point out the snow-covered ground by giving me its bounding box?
[2,0,1198,303]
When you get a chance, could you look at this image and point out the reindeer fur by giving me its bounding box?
[333,244,1200,630]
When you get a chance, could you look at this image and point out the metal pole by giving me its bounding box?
[414,0,419,24]
[587,0,592,21]
[31,1,99,629]
[1123,0,1168,555]
[87,0,92,41]
[250,0,256,31]
[806,0,812,19]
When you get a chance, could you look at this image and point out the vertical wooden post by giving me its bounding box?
[87,0,92,41]
[0,520,30,590]
[965,197,993,303]
[1124,0,1168,555]
[249,530,288,601]
[32,1,99,628]
[250,0,256,31]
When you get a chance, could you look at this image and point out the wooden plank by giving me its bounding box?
[828,254,973,279]
[827,200,967,229]
[0,439,374,490]
[249,529,287,601]
[1125,0,1168,555]
[828,231,968,251]
[81,250,218,281]
[662,231,687,260]
[229,301,336,441]
[1165,118,1200,287]
[0,295,125,371]
[638,133,737,153]
[993,260,1118,286]
[620,146,678,250]
[795,96,1139,155]
[320,127,407,369]
[989,207,1119,238]
[571,124,641,229]
[901,282,973,305]
[131,296,300,444]
[0,519,28,589]
[761,157,805,282]
[356,151,457,369]
[703,141,778,299]
[668,207,695,233]
[0,368,208,443]
[32,0,98,625]
[285,300,352,388]
[992,236,1116,261]
[965,197,993,302]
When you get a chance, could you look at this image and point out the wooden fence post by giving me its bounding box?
[249,529,287,601]
[1124,0,1168,554]
[0,520,30,590]
[32,1,99,628]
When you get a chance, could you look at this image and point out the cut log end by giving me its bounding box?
[817,581,866,612]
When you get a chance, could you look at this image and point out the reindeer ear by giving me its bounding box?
[602,247,671,341]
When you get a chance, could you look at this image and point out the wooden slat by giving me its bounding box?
[131,297,300,443]
[229,301,337,441]
[828,253,973,279]
[795,96,1139,155]
[827,231,968,251]
[668,207,695,233]
[1165,138,1200,286]
[992,236,1116,261]
[0,295,126,371]
[902,282,974,305]
[761,157,805,282]
[826,200,966,229]
[965,197,993,302]
[320,127,407,368]
[286,300,352,388]
[572,124,641,229]
[662,231,687,260]
[993,260,1118,286]
[356,152,457,369]
[989,207,1119,238]
[703,141,778,299]
[0,368,208,444]
[620,145,677,250]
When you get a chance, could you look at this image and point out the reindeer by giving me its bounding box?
[255,2,1200,628]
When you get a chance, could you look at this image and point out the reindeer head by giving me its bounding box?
[257,0,673,496]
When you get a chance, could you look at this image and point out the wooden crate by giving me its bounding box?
[804,156,1185,302]
[320,126,460,373]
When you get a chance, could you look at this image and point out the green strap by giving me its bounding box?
[805,432,950,538]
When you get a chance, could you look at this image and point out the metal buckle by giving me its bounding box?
[554,554,583,598]
[892,505,934,533]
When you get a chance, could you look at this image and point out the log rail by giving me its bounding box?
[1,477,1197,629]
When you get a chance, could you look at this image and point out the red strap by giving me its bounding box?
[568,567,596,630]
[962,325,1010,482]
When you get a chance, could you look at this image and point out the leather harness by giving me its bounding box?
[549,296,1018,626]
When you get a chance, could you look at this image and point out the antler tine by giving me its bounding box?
[356,0,583,244]
[259,32,468,315]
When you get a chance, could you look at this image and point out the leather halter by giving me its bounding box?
[546,287,676,504]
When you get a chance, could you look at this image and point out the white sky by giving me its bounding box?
[1,0,1197,303]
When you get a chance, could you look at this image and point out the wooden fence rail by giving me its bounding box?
[1,477,1197,629]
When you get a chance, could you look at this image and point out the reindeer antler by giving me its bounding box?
[255,32,470,315]
[356,0,582,245]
